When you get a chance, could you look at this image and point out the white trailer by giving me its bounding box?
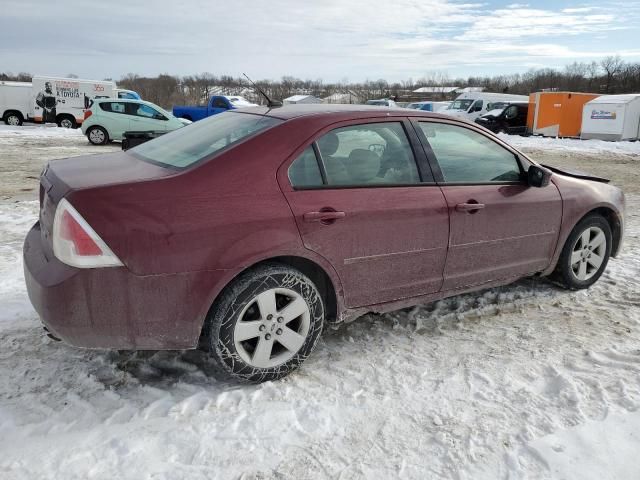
[0,81,32,126]
[444,92,529,121]
[581,94,640,141]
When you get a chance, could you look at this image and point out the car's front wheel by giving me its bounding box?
[206,264,324,383]
[4,112,23,126]
[87,126,109,145]
[552,214,612,289]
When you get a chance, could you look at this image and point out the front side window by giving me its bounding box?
[131,112,282,169]
[133,104,162,119]
[470,100,483,112]
[213,98,228,109]
[316,122,421,186]
[419,122,522,183]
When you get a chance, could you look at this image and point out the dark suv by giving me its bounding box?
[475,102,529,134]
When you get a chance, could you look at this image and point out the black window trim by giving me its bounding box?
[288,118,437,191]
[409,117,531,186]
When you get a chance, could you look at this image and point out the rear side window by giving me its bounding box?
[131,112,282,169]
[100,102,126,114]
[316,122,421,186]
[288,147,323,187]
[418,122,522,183]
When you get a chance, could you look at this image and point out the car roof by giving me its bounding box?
[93,97,146,104]
[234,103,451,121]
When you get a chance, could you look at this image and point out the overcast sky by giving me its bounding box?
[2,0,640,82]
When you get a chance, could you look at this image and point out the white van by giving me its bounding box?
[444,92,529,121]
[0,76,141,128]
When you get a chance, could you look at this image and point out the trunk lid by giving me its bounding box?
[38,151,174,259]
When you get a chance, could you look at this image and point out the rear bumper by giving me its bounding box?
[23,222,227,350]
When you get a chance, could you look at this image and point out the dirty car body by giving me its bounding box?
[24,104,625,381]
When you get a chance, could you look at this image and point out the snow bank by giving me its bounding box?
[1,194,639,478]
[498,133,640,155]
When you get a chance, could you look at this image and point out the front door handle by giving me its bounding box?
[303,210,345,223]
[455,202,485,213]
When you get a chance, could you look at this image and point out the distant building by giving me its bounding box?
[283,94,322,104]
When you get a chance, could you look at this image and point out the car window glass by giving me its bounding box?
[100,102,126,114]
[213,98,228,108]
[505,106,518,119]
[471,100,483,112]
[288,146,323,188]
[131,112,282,169]
[419,122,522,183]
[135,104,161,118]
[316,122,421,186]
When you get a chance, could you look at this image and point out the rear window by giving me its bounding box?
[130,112,282,169]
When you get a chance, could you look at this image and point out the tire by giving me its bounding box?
[206,263,324,383]
[57,116,76,129]
[552,214,612,290]
[4,112,23,126]
[87,126,109,145]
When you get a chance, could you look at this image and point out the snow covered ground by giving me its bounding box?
[0,126,639,479]
[497,132,640,156]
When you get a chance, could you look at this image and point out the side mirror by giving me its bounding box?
[528,165,551,188]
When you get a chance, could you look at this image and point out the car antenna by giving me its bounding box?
[243,73,282,108]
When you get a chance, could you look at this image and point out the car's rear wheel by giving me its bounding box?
[87,126,109,145]
[57,115,77,129]
[552,214,612,289]
[206,264,324,383]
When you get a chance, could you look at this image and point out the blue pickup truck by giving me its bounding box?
[172,95,258,121]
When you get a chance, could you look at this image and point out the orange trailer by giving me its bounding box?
[527,92,600,137]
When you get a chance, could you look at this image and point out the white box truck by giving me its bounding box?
[0,76,138,128]
[581,94,640,141]
[443,92,529,121]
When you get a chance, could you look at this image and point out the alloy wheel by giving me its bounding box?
[570,226,606,281]
[233,288,310,368]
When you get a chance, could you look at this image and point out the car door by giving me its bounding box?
[127,103,168,131]
[413,119,562,291]
[278,119,449,308]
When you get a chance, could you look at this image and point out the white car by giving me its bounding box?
[81,98,190,145]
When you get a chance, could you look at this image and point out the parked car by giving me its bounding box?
[24,105,625,383]
[173,95,258,122]
[474,102,529,134]
[445,92,529,121]
[365,99,398,107]
[406,101,451,112]
[81,98,190,145]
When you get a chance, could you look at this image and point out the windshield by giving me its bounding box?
[407,103,422,109]
[131,112,282,169]
[447,99,474,111]
[366,100,388,106]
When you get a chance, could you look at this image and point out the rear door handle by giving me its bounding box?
[455,202,485,213]
[303,211,345,223]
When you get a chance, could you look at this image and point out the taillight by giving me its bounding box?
[52,198,123,268]
[84,110,92,120]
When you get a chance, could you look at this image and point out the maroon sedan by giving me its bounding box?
[24,105,625,382]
